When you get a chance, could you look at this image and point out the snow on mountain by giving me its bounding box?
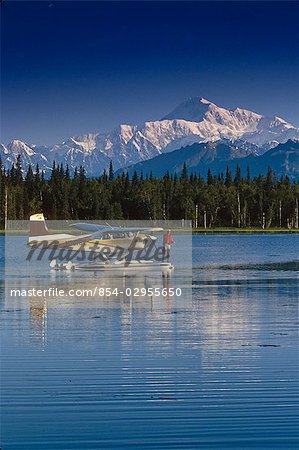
[1,97,298,176]
[0,140,48,169]
[163,97,299,146]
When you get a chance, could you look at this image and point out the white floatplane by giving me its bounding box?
[28,214,174,277]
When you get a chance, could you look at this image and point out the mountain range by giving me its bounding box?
[1,97,299,177]
[120,139,299,180]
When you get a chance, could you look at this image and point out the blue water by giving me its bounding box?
[1,234,298,449]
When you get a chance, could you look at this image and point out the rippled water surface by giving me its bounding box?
[1,234,298,449]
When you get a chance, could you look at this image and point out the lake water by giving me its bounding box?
[1,234,298,449]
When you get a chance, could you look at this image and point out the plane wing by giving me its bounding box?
[57,223,164,248]
[70,223,164,234]
[69,223,108,233]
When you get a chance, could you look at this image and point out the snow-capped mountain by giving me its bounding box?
[1,97,298,176]
[163,98,298,147]
[0,140,48,169]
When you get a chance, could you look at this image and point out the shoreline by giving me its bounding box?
[1,228,298,235]
[192,227,299,234]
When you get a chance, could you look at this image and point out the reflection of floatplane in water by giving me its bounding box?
[28,214,174,277]
[50,260,174,277]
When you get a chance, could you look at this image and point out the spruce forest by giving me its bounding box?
[0,156,298,229]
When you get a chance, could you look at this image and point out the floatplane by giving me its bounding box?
[28,214,174,277]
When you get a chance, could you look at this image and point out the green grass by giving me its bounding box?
[192,227,299,234]
[0,229,28,235]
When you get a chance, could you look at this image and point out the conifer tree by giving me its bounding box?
[109,160,114,181]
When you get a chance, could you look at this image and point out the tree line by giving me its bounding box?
[0,156,298,229]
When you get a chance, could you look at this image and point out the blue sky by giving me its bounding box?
[2,1,299,145]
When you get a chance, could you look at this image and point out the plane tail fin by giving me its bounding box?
[29,213,49,237]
